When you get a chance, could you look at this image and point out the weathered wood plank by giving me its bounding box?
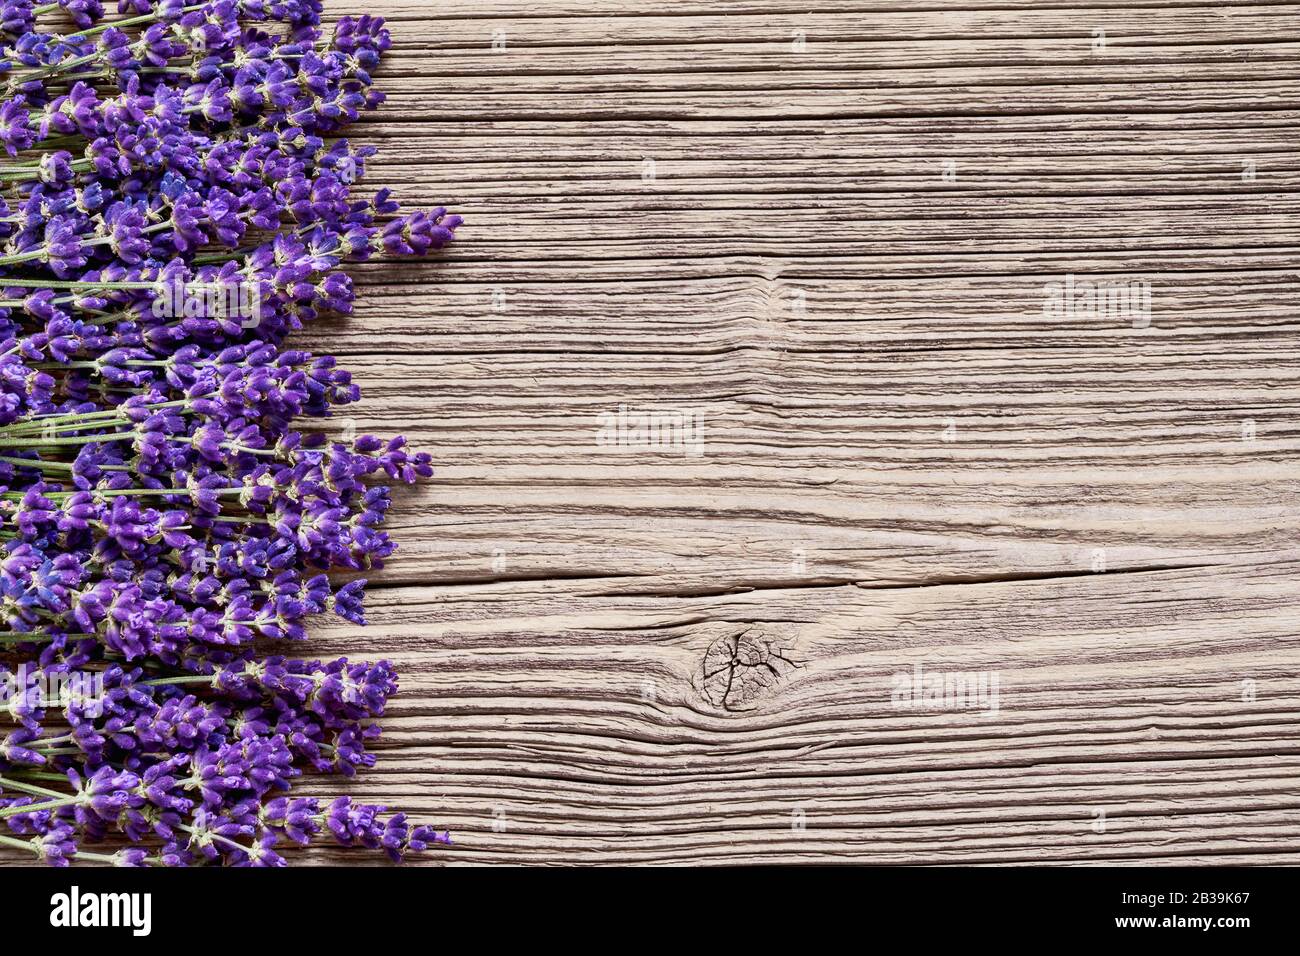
[337,5,1300,47]
[285,560,1300,863]
[298,0,1300,865]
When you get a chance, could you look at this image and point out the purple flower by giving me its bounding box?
[0,97,34,156]
[0,5,455,868]
[36,823,78,866]
[57,0,105,29]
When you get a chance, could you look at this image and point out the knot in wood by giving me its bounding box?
[701,628,799,712]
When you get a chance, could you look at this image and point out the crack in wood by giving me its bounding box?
[700,627,804,712]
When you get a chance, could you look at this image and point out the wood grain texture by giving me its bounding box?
[7,0,1300,866]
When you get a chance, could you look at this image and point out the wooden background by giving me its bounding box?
[12,0,1300,866]
[290,0,1300,865]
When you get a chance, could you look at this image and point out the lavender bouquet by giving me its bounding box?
[0,0,460,865]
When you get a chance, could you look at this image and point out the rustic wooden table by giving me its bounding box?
[287,0,1300,865]
[9,0,1300,867]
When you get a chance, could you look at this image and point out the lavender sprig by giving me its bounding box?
[0,1,459,865]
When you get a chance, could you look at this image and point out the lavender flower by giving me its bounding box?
[0,1,458,866]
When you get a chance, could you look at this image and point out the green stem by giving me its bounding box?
[4,770,69,783]
[0,278,156,290]
[0,431,135,447]
[0,774,69,800]
[0,832,39,854]
[0,400,192,434]
[178,821,258,857]
[139,675,215,688]
[0,235,117,268]
[0,456,74,471]
[0,157,93,183]
[2,486,243,500]
[64,4,207,43]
